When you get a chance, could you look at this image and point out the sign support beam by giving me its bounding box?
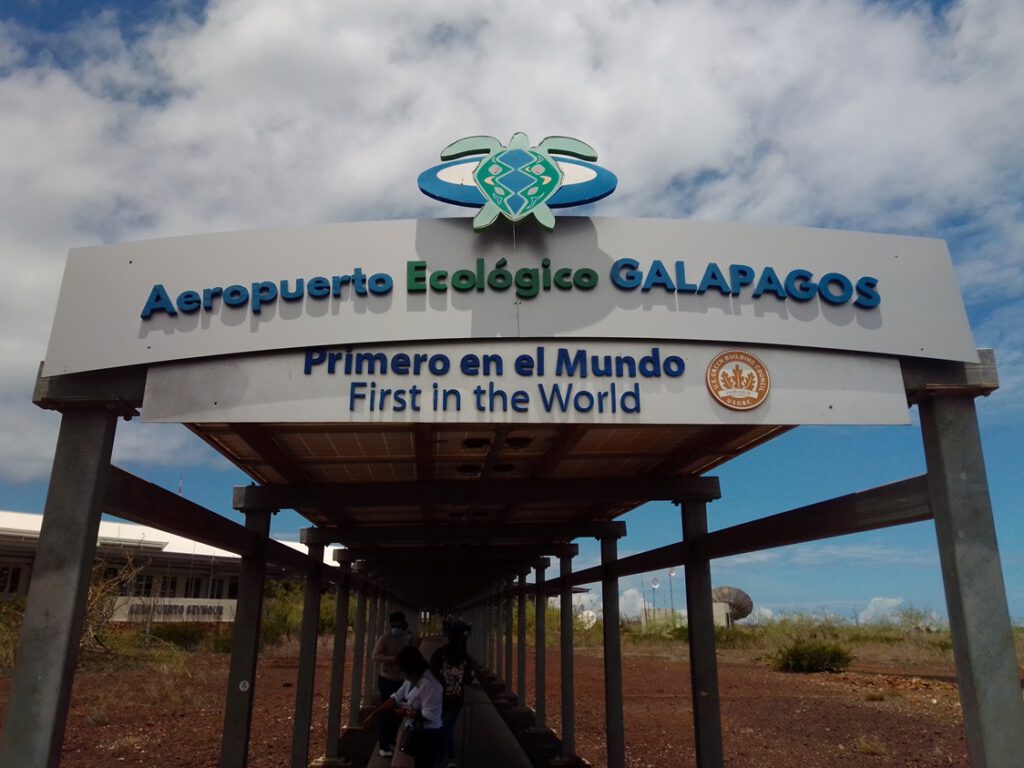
[325,555,352,759]
[919,392,1024,767]
[290,542,324,768]
[0,408,118,768]
[681,500,724,768]
[221,509,272,768]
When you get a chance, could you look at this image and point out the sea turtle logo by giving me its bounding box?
[439,133,600,231]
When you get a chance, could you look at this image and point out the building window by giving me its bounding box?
[183,577,204,599]
[133,575,154,597]
[159,576,178,598]
[227,579,239,600]
[210,578,225,599]
[0,566,22,594]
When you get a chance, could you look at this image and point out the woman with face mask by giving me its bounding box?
[371,611,416,757]
[362,646,444,768]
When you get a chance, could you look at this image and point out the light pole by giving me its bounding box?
[651,577,660,626]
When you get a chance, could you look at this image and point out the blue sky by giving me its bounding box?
[1,1,1021,623]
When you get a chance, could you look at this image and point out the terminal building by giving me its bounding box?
[0,509,335,622]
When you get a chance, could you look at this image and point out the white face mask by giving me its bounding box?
[390,627,403,637]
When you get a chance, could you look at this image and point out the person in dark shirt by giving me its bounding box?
[429,620,473,768]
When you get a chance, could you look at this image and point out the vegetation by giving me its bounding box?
[0,596,25,671]
[772,638,853,673]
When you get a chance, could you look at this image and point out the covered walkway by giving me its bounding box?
[2,216,1022,768]
[364,684,532,768]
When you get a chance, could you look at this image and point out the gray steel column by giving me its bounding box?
[920,394,1024,767]
[504,582,514,689]
[534,558,549,727]
[600,535,626,768]
[517,569,529,703]
[325,556,351,759]
[495,588,504,680]
[221,508,273,768]
[559,552,577,759]
[682,501,724,768]
[0,408,117,768]
[490,592,497,670]
[290,542,324,768]
[363,584,380,704]
[482,594,489,668]
[347,578,369,726]
[486,591,495,670]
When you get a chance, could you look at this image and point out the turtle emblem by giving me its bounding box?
[440,133,599,231]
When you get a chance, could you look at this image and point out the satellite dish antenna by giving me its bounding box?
[650,577,660,589]
[711,586,754,622]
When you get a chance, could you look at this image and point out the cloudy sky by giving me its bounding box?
[1,0,1022,621]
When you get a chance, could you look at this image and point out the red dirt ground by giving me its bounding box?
[0,641,972,767]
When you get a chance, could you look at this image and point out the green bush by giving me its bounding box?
[773,638,852,673]
[0,597,26,670]
[203,624,235,653]
[149,622,207,650]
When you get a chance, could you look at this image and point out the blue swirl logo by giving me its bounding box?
[418,133,617,231]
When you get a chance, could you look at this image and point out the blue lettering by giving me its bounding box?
[728,264,756,295]
[251,281,277,314]
[304,348,326,374]
[176,290,201,314]
[697,263,731,295]
[641,260,675,292]
[753,268,787,299]
[610,258,641,289]
[854,276,881,308]
[784,270,817,301]
[675,261,698,293]
[140,284,177,318]
[818,272,853,305]
[307,276,331,298]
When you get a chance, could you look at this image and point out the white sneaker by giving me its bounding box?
[378,748,394,757]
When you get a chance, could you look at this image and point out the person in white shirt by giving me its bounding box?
[362,646,443,768]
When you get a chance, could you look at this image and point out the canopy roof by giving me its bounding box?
[189,420,788,606]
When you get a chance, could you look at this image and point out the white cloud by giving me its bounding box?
[788,543,936,567]
[2,0,1023,480]
[619,587,645,619]
[858,596,904,624]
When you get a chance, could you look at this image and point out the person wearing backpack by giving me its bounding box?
[430,620,474,768]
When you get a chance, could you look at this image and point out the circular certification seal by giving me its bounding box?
[706,350,771,411]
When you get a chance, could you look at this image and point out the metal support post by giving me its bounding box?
[0,408,118,768]
[290,542,324,768]
[600,535,626,768]
[495,589,504,679]
[487,592,495,670]
[347,580,369,725]
[517,569,529,703]
[363,585,380,704]
[325,557,351,758]
[559,552,577,759]
[221,509,273,768]
[504,583,514,690]
[920,394,1024,767]
[534,558,549,727]
[681,501,724,768]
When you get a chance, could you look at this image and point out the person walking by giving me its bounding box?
[372,610,417,757]
[362,646,443,768]
[430,620,474,768]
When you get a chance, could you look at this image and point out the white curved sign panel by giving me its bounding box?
[142,341,909,425]
[43,217,976,376]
